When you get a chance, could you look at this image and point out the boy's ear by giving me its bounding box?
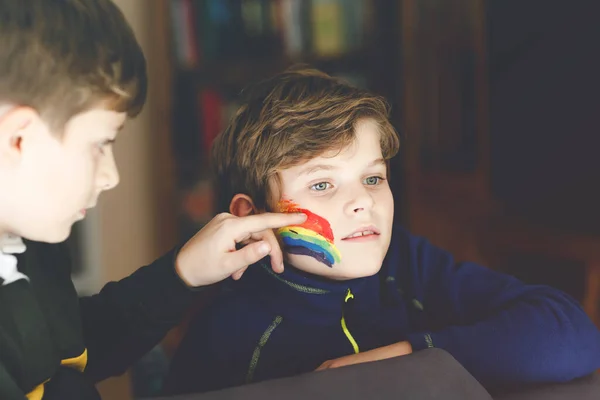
[229,194,258,217]
[0,107,40,165]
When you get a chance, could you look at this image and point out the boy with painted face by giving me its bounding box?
[164,68,600,395]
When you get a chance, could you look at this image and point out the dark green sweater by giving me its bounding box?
[0,240,199,399]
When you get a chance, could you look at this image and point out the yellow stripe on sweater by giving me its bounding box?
[26,349,88,400]
[60,348,88,372]
[26,381,46,400]
[341,289,360,354]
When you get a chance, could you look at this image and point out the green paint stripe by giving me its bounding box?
[279,230,331,246]
[278,231,341,262]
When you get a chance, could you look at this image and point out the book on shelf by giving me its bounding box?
[171,85,240,189]
[197,88,223,160]
[168,0,372,68]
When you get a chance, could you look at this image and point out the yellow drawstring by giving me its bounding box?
[341,288,360,354]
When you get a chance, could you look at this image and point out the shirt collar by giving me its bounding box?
[0,234,29,286]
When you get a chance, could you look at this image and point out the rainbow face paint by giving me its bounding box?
[277,199,341,268]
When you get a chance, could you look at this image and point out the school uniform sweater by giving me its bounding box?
[163,226,600,395]
[0,239,200,400]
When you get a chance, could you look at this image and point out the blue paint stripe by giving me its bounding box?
[281,237,335,265]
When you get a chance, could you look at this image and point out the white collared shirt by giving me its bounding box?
[0,233,29,286]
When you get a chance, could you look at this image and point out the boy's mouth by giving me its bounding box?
[78,205,95,218]
[76,209,87,220]
[342,226,380,240]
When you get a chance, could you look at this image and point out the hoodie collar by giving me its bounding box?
[232,259,382,325]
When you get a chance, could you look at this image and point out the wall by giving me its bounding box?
[92,0,175,398]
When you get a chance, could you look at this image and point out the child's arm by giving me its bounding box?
[0,362,26,399]
[78,247,203,383]
[315,341,413,371]
[77,212,305,382]
[399,230,600,387]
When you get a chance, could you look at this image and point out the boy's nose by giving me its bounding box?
[344,186,375,214]
[97,152,120,191]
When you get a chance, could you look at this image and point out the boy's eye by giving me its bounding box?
[311,182,331,191]
[364,176,383,185]
[97,139,116,153]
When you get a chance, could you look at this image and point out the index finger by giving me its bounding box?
[232,212,306,242]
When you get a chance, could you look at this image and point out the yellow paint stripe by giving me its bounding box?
[278,226,332,241]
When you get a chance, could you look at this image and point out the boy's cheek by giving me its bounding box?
[274,198,342,269]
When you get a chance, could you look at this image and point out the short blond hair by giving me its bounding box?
[0,0,147,133]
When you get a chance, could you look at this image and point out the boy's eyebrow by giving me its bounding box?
[369,158,386,167]
[298,164,338,176]
[117,122,125,131]
[298,158,386,176]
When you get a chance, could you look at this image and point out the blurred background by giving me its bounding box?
[69,0,600,398]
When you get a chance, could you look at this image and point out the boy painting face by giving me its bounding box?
[275,119,394,280]
[0,0,148,245]
[0,106,125,243]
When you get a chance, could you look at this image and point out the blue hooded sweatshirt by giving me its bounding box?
[163,226,600,395]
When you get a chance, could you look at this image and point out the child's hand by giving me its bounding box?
[316,341,413,371]
[175,212,306,287]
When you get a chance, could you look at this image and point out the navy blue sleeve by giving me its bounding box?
[161,306,225,395]
[397,230,600,387]
[80,248,202,383]
[161,292,273,395]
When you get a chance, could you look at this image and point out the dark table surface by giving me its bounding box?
[149,349,599,400]
[494,373,600,400]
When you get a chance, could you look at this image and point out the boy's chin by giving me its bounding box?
[327,264,382,280]
[289,256,382,281]
[23,223,73,244]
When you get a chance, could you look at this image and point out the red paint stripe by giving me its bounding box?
[278,199,334,242]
